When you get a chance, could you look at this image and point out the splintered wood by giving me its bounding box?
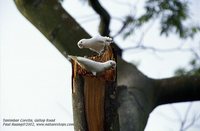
[71,46,116,131]
[84,77,105,131]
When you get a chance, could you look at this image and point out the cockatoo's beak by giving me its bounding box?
[110,61,116,69]
[111,64,116,69]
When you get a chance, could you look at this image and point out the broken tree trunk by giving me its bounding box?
[71,46,119,131]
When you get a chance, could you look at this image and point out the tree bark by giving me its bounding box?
[14,0,200,131]
[72,74,88,131]
[70,47,119,131]
[155,76,200,106]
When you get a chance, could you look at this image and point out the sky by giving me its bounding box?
[0,0,200,131]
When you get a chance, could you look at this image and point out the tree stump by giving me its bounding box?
[71,46,119,131]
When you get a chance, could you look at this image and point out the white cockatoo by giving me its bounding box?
[68,55,116,76]
[77,35,113,55]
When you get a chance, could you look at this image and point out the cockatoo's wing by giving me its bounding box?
[94,35,113,45]
[89,46,105,55]
[76,57,103,73]
[68,55,115,76]
[90,35,112,55]
[77,35,112,55]
[93,35,104,42]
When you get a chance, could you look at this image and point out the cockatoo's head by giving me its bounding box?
[77,39,86,49]
[106,60,116,69]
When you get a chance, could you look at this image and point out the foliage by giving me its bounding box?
[121,0,200,39]
[175,58,200,76]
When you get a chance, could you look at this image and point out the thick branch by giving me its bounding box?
[89,0,110,36]
[155,76,200,106]
[14,0,92,57]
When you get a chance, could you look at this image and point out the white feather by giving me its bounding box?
[77,35,113,55]
[68,55,116,76]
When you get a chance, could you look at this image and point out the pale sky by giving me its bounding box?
[0,0,200,131]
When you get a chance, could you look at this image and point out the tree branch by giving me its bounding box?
[88,0,122,56]
[88,0,110,36]
[14,0,92,57]
[155,76,200,106]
